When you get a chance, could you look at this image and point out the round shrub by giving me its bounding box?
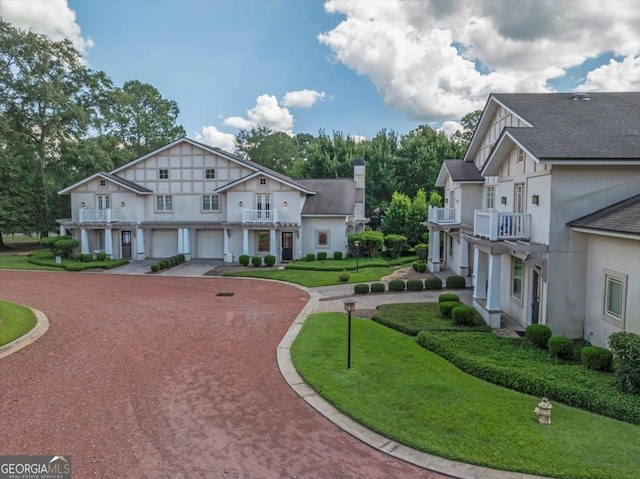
[251,256,262,267]
[151,263,160,272]
[338,273,350,282]
[333,251,343,260]
[581,346,613,371]
[370,282,385,293]
[317,252,327,260]
[388,279,406,292]
[525,324,552,349]
[425,276,442,290]
[354,283,370,295]
[416,262,426,273]
[446,275,466,289]
[96,252,107,261]
[264,255,276,267]
[438,293,460,303]
[406,279,424,291]
[306,253,316,262]
[548,336,575,359]
[452,306,483,326]
[239,254,250,266]
[439,301,462,319]
[158,261,166,269]
[178,253,185,262]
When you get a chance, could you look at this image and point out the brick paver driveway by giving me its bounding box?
[0,271,446,478]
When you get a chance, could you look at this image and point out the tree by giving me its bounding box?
[297,130,360,179]
[453,109,482,151]
[235,127,301,175]
[361,129,398,214]
[381,192,411,237]
[405,189,428,246]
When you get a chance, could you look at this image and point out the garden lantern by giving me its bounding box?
[343,299,357,369]
[354,240,361,273]
[534,397,553,425]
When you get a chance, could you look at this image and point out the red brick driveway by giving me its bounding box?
[0,271,446,478]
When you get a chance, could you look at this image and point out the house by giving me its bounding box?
[426,92,640,347]
[57,138,367,263]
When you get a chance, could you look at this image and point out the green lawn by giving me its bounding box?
[0,251,128,271]
[0,254,61,271]
[225,266,393,287]
[0,300,37,346]
[291,313,640,479]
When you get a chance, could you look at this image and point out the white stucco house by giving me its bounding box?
[426,92,640,347]
[58,138,367,263]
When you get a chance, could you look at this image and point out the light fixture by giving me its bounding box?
[239,201,243,207]
[80,201,85,208]
[343,298,357,369]
[501,196,507,205]
[283,201,288,208]
[120,201,125,207]
[532,195,539,205]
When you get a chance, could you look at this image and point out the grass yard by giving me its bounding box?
[291,313,640,479]
[0,301,37,347]
[0,254,61,271]
[225,266,393,287]
[0,251,128,271]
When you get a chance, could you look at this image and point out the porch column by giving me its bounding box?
[270,229,276,257]
[428,229,440,272]
[486,253,502,328]
[177,228,184,254]
[473,249,487,300]
[59,224,66,236]
[223,228,229,262]
[104,228,113,258]
[137,228,145,260]
[183,228,191,260]
[80,228,89,254]
[242,228,249,255]
[459,236,469,277]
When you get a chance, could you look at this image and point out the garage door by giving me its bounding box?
[196,230,224,258]
[151,229,178,258]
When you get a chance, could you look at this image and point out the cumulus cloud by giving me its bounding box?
[282,89,326,107]
[319,0,640,121]
[438,121,463,138]
[578,55,640,92]
[223,94,294,133]
[0,0,93,54]
[194,126,236,152]
[349,134,367,143]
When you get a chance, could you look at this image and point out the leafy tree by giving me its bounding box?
[428,191,443,207]
[235,127,301,175]
[453,109,482,151]
[406,189,428,245]
[297,129,360,179]
[361,129,398,214]
[384,234,407,258]
[348,231,384,258]
[381,191,411,237]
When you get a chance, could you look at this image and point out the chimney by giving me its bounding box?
[354,158,365,219]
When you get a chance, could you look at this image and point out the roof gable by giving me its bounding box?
[58,172,152,195]
[437,159,484,186]
[297,179,356,216]
[568,193,640,236]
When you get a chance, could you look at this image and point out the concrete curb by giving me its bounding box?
[0,306,49,359]
[277,290,551,479]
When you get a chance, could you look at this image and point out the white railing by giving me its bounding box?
[242,209,278,223]
[79,209,119,223]
[427,206,459,224]
[474,210,531,241]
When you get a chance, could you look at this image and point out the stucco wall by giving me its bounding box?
[301,217,347,256]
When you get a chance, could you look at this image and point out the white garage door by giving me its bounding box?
[151,229,178,258]
[196,230,224,258]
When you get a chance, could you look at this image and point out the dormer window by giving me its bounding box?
[159,168,169,180]
[259,178,267,186]
[205,169,216,179]
[99,179,106,187]
[517,148,525,163]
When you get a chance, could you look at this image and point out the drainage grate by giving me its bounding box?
[216,292,235,297]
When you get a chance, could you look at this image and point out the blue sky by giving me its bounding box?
[2,0,639,150]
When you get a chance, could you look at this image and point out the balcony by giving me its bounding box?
[473,210,531,241]
[79,208,119,223]
[427,206,459,225]
[242,209,278,223]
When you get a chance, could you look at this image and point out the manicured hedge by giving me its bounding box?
[439,301,461,319]
[150,254,185,272]
[406,279,424,291]
[547,336,575,359]
[425,276,442,290]
[239,254,250,266]
[333,251,343,260]
[581,346,613,372]
[609,332,640,395]
[317,252,327,260]
[451,306,483,326]
[338,273,350,282]
[264,255,276,267]
[306,253,316,262]
[525,324,552,349]
[251,256,263,267]
[354,283,370,295]
[370,282,385,293]
[438,293,460,303]
[446,275,466,289]
[388,279,406,292]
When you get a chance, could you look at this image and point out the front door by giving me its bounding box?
[281,232,293,261]
[121,231,132,259]
[531,269,540,324]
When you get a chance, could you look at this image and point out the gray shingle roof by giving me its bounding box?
[493,93,640,160]
[443,160,484,182]
[101,173,153,193]
[568,194,640,236]
[297,179,356,215]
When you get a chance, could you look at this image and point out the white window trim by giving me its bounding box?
[517,148,525,163]
[316,230,330,249]
[259,177,268,186]
[205,168,216,179]
[202,194,220,213]
[603,269,627,327]
[511,257,523,302]
[155,195,173,212]
[159,168,169,180]
[486,186,495,210]
[256,230,270,254]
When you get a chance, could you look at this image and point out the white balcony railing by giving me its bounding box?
[473,210,531,241]
[242,209,278,223]
[427,206,459,224]
[79,209,119,223]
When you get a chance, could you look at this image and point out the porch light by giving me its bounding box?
[239,201,243,207]
[531,195,539,205]
[501,196,507,205]
[343,299,357,369]
[120,201,125,207]
[283,201,288,208]
[80,202,85,208]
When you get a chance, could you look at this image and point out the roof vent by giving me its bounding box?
[571,92,590,101]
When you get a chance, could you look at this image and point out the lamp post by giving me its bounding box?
[343,299,357,369]
[354,240,361,273]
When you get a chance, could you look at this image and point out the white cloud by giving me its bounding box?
[194,126,236,152]
[282,89,326,108]
[438,121,463,138]
[349,134,367,143]
[578,55,640,92]
[319,0,640,121]
[223,94,294,133]
[0,0,93,54]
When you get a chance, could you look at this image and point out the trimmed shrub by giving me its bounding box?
[413,261,426,273]
[384,234,408,258]
[388,279,406,292]
[338,273,350,282]
[81,253,93,262]
[317,252,327,260]
[96,252,107,261]
[425,276,442,290]
[370,282,385,293]
[525,324,552,349]
[333,251,343,260]
[151,263,160,272]
[548,336,575,359]
[414,243,428,262]
[306,253,316,262]
[446,275,466,289]
[609,332,640,395]
[178,253,185,263]
[251,256,262,267]
[239,254,250,266]
[452,306,483,326]
[438,293,460,303]
[354,283,370,295]
[264,255,276,267]
[406,279,424,291]
[439,301,462,319]
[581,346,613,371]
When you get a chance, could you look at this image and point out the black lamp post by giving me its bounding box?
[343,298,357,369]
[354,240,361,273]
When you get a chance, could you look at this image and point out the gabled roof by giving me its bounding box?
[214,170,316,195]
[568,194,640,236]
[435,160,484,186]
[297,179,356,216]
[58,172,153,195]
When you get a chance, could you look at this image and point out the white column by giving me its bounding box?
[428,229,440,273]
[460,236,469,277]
[223,228,229,262]
[242,228,249,255]
[486,253,502,328]
[473,249,487,300]
[270,229,276,257]
[104,229,113,258]
[80,229,89,254]
[183,228,191,260]
[59,224,66,236]
[177,228,184,254]
[137,228,145,260]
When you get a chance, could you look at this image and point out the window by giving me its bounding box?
[517,148,525,163]
[99,179,106,187]
[256,230,270,253]
[159,168,169,180]
[259,178,267,185]
[316,230,330,248]
[486,186,495,210]
[511,257,523,300]
[514,183,525,213]
[205,169,216,179]
[202,194,220,212]
[604,270,627,323]
[96,195,110,210]
[156,195,173,211]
